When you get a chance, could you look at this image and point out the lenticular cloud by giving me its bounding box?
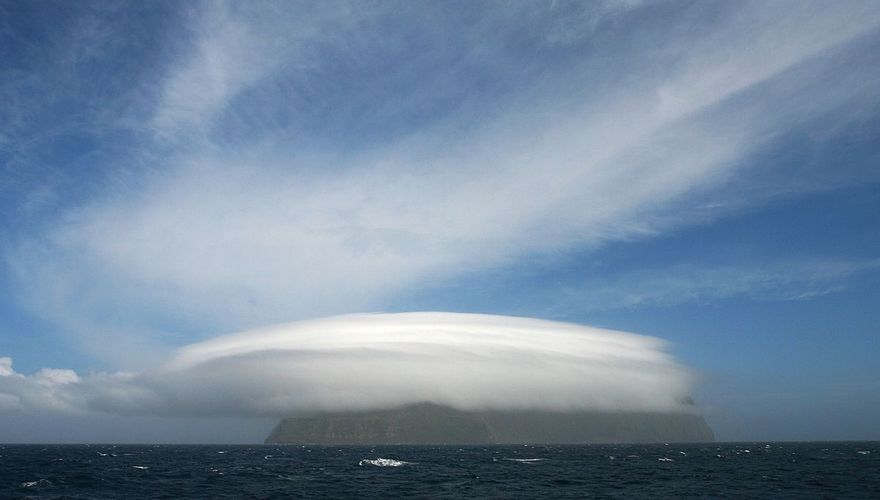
[1,313,698,416]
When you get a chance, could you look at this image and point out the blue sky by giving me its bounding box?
[0,0,879,442]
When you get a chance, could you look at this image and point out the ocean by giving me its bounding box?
[1,442,877,498]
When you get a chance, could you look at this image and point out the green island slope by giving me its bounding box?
[265,402,714,444]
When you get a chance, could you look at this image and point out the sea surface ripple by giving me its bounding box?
[0,442,877,498]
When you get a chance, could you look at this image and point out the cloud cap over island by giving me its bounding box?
[0,313,697,417]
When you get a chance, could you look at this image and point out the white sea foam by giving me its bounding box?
[20,479,50,488]
[504,458,547,463]
[132,465,149,470]
[359,458,410,467]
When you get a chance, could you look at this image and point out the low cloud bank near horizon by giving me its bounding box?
[0,313,697,417]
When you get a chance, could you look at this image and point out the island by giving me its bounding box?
[265,402,714,444]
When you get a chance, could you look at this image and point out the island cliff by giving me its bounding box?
[265,402,714,444]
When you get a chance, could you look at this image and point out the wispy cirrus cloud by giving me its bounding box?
[558,258,880,311]
[3,1,880,364]
[150,2,346,141]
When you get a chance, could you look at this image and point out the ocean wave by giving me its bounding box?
[20,479,50,488]
[359,458,410,467]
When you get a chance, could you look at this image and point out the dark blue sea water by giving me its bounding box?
[1,442,877,499]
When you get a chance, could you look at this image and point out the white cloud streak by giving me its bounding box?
[4,1,880,362]
[0,313,697,416]
[151,2,344,141]
[561,258,880,311]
